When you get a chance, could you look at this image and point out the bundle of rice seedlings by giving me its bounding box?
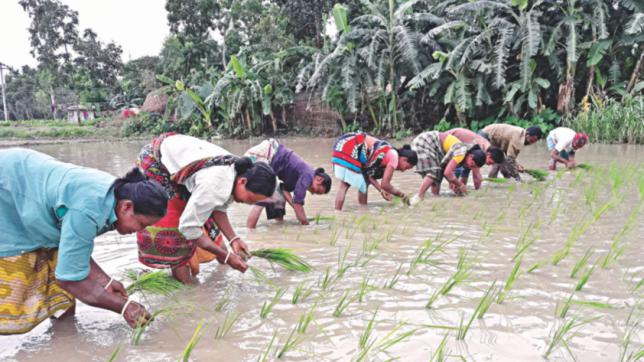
[251,248,312,272]
[524,168,549,181]
[124,269,185,295]
[576,163,593,170]
[485,177,510,184]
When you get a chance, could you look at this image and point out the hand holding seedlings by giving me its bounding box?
[380,190,393,201]
[122,301,152,328]
[217,248,248,273]
[105,278,128,299]
[230,237,252,260]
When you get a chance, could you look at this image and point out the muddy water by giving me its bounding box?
[1,138,643,362]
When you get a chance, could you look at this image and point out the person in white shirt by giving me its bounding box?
[546,127,589,170]
[135,133,277,283]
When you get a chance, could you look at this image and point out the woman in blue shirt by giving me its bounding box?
[0,148,168,335]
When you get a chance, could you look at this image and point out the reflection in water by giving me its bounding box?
[2,139,643,362]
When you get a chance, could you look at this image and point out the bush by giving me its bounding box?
[566,96,644,144]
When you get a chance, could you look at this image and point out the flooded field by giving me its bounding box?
[1,138,643,361]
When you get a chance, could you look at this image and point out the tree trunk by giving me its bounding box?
[626,50,643,93]
[50,86,58,119]
[244,108,252,132]
[270,112,277,134]
[557,79,574,114]
[281,107,286,127]
[584,66,595,101]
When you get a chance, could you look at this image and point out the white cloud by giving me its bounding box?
[0,0,169,69]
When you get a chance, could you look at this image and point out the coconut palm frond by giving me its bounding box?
[353,14,387,29]
[446,38,471,71]
[410,12,445,26]
[460,29,490,68]
[454,74,472,111]
[475,76,492,106]
[520,46,533,92]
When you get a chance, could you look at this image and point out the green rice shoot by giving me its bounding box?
[524,168,549,181]
[576,163,593,170]
[124,269,185,296]
[251,248,313,272]
[179,320,204,362]
[485,177,510,184]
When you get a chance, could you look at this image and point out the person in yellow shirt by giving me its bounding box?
[411,131,486,199]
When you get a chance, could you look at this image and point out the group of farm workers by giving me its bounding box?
[0,126,588,334]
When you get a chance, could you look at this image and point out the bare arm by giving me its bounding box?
[211,210,251,259]
[380,165,404,197]
[550,149,570,166]
[418,175,434,198]
[56,259,150,327]
[282,189,309,224]
[444,160,467,194]
[194,233,247,272]
[471,168,482,190]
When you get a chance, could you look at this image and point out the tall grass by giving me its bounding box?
[566,96,644,144]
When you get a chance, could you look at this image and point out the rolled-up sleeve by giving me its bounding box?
[178,167,235,240]
[55,210,97,281]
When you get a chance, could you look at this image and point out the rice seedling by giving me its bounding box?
[318,267,334,290]
[124,269,185,296]
[248,265,277,288]
[497,258,521,304]
[575,260,598,291]
[214,311,240,339]
[276,326,305,359]
[575,163,593,170]
[332,290,355,317]
[311,214,335,224]
[260,287,287,319]
[555,293,574,319]
[336,242,352,279]
[258,332,278,362]
[476,281,499,319]
[358,308,378,351]
[384,263,404,289]
[365,323,418,359]
[429,334,450,362]
[426,249,474,309]
[329,226,340,246]
[618,309,642,362]
[179,320,205,362]
[251,248,312,272]
[357,276,375,302]
[571,300,615,309]
[524,168,549,181]
[296,304,317,334]
[215,287,232,312]
[485,177,510,184]
[602,206,640,268]
[570,249,593,278]
[291,281,313,304]
[107,345,121,362]
[544,315,599,359]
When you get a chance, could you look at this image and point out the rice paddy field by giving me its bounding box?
[1,138,642,362]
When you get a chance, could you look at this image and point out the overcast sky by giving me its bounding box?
[0,0,169,69]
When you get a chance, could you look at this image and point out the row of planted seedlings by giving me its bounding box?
[489,164,644,360]
[110,163,642,361]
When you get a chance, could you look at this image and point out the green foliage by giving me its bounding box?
[124,269,185,296]
[566,96,644,144]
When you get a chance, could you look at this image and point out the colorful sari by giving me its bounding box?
[0,249,74,335]
[332,132,392,193]
[136,133,232,273]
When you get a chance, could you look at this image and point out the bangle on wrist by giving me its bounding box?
[121,299,133,316]
[104,277,114,290]
[224,249,231,264]
[228,235,241,247]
